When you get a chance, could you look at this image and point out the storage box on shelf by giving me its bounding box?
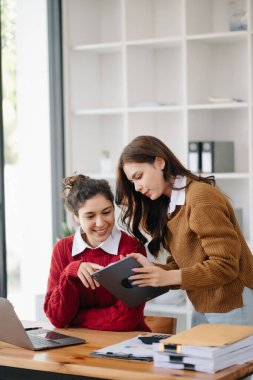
[62,0,253,330]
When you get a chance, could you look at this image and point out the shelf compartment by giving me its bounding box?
[70,50,123,110]
[186,0,248,35]
[187,39,248,105]
[128,111,186,164]
[188,108,250,173]
[125,0,183,41]
[67,114,124,175]
[127,45,183,108]
[65,0,122,46]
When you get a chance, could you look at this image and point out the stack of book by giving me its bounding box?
[153,324,253,373]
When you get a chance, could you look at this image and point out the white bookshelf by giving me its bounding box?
[62,0,253,329]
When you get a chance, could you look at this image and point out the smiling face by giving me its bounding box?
[76,194,115,248]
[123,158,172,199]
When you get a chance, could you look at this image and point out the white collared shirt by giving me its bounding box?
[168,176,186,214]
[72,226,121,256]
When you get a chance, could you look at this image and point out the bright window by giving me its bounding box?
[1,0,52,319]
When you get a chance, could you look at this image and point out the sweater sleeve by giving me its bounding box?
[44,240,83,327]
[181,203,241,290]
[155,254,179,271]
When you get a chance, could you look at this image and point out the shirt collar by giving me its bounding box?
[72,226,121,256]
[168,176,186,214]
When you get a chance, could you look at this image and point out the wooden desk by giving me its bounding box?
[0,323,253,380]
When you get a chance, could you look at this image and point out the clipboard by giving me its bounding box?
[90,336,154,361]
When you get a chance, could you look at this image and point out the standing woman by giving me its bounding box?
[44,174,148,331]
[115,135,253,327]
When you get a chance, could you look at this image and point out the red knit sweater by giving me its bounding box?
[44,231,149,332]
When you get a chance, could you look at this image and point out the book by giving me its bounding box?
[160,324,253,347]
[155,343,253,363]
[159,334,253,359]
[153,345,253,373]
[154,324,253,373]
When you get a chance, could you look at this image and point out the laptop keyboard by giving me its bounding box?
[27,330,60,349]
[29,334,60,348]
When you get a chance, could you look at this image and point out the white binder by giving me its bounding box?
[188,142,201,172]
[201,142,213,173]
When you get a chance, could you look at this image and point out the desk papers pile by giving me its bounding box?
[90,336,153,361]
[153,324,253,373]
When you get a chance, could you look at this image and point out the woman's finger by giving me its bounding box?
[92,263,104,271]
[85,274,96,289]
[129,273,153,280]
[78,272,90,288]
[79,267,95,289]
[131,266,155,273]
[85,267,101,289]
[132,280,156,287]
[127,253,152,267]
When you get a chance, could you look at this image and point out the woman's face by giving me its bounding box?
[123,158,171,199]
[76,194,115,248]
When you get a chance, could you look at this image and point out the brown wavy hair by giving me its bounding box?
[115,136,215,257]
[62,174,114,216]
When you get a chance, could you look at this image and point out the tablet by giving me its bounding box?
[92,256,170,308]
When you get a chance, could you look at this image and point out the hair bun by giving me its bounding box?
[63,174,90,191]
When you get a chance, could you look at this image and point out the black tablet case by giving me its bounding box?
[92,257,170,308]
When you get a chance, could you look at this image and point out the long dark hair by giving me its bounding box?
[115,135,215,257]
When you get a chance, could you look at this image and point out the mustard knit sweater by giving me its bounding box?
[159,179,253,313]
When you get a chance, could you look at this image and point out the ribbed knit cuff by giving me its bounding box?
[65,260,82,278]
[180,267,197,290]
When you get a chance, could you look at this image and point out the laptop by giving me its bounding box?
[92,256,170,308]
[0,297,85,350]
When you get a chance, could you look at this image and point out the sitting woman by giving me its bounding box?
[44,174,149,331]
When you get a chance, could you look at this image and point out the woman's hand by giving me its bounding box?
[129,262,182,287]
[126,252,154,267]
[77,262,104,290]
